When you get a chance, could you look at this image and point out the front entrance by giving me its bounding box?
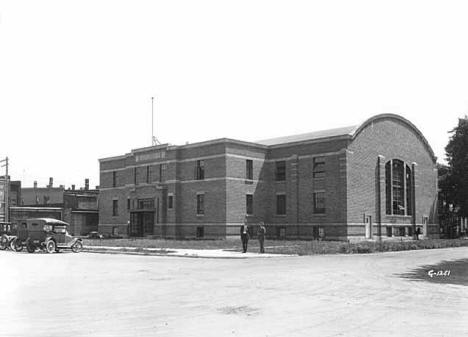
[365,215,372,239]
[129,212,155,237]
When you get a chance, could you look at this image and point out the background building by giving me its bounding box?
[10,178,99,236]
[98,114,439,241]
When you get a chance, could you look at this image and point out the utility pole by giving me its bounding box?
[0,157,9,223]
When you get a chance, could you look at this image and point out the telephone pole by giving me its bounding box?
[0,157,9,223]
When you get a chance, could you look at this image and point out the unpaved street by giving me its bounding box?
[1,248,467,337]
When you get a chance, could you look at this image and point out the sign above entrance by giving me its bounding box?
[135,151,166,163]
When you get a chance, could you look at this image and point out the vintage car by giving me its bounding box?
[11,218,83,253]
[0,222,15,250]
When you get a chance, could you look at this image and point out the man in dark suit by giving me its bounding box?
[240,216,250,253]
[257,222,266,253]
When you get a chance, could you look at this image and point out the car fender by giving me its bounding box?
[69,237,82,246]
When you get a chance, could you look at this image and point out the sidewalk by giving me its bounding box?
[83,245,296,259]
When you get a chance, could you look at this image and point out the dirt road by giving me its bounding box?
[1,248,467,337]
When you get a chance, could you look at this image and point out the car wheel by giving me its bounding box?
[0,234,8,250]
[26,243,36,253]
[11,238,23,252]
[45,240,56,254]
[71,241,83,253]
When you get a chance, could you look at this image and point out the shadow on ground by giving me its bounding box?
[398,258,468,286]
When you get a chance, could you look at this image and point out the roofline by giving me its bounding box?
[351,113,437,162]
[99,154,129,163]
[265,133,354,149]
[175,138,267,150]
[99,138,268,162]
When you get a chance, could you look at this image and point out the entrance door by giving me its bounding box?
[129,212,154,237]
[365,216,372,239]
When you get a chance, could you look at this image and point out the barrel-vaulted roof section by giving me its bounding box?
[351,114,436,162]
[256,113,436,161]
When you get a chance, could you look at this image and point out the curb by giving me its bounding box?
[83,246,296,259]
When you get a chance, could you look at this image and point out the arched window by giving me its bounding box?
[385,160,412,216]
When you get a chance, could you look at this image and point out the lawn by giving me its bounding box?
[82,237,468,255]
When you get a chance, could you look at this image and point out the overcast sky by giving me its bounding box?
[1,0,468,188]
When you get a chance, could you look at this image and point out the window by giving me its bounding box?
[276,194,286,215]
[386,226,392,237]
[385,160,412,216]
[159,164,166,182]
[197,194,205,215]
[133,167,137,185]
[276,226,286,239]
[137,198,155,209]
[275,161,286,181]
[146,165,151,184]
[196,226,204,238]
[246,160,253,180]
[246,194,253,215]
[168,195,174,209]
[127,198,131,210]
[112,200,119,216]
[112,171,117,187]
[195,160,205,180]
[313,157,325,178]
[313,191,325,213]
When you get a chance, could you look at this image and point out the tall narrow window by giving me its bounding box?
[275,161,286,181]
[196,160,205,180]
[392,160,404,215]
[168,195,174,209]
[313,191,325,214]
[112,200,119,216]
[246,160,253,180]
[385,162,391,214]
[127,198,131,210]
[197,194,205,215]
[146,165,151,184]
[112,171,117,188]
[246,194,253,215]
[159,164,166,182]
[313,157,325,178]
[385,160,412,216]
[133,167,137,185]
[276,194,286,215]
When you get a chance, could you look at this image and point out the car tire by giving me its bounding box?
[26,242,35,253]
[71,241,83,253]
[11,238,23,252]
[0,234,8,250]
[45,240,56,254]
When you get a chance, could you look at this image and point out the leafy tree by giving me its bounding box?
[445,116,468,217]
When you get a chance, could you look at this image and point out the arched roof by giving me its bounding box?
[351,113,436,162]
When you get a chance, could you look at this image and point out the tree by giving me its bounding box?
[445,116,468,217]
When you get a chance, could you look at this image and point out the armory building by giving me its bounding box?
[98,114,439,241]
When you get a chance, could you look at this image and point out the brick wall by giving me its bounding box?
[347,117,438,239]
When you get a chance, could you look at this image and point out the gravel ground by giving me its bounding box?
[1,247,467,337]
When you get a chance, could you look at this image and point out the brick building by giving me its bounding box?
[14,178,99,236]
[98,114,439,241]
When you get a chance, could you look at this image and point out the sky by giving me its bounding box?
[1,0,468,188]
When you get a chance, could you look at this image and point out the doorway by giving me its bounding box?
[129,211,155,237]
[365,215,372,239]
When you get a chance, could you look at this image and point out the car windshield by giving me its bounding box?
[54,226,67,234]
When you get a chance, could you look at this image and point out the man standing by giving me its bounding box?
[240,216,250,253]
[257,222,266,253]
